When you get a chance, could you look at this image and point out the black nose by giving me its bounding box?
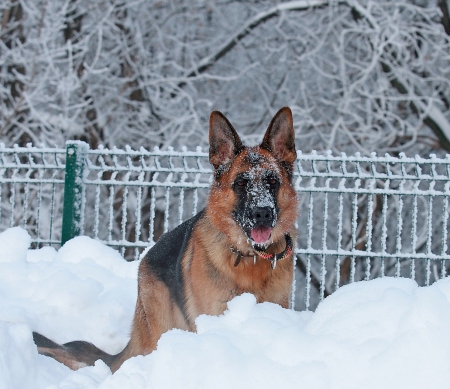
[252,207,274,226]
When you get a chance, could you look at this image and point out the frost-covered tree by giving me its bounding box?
[1,0,450,155]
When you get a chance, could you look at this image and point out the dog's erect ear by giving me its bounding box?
[261,107,296,164]
[209,111,243,169]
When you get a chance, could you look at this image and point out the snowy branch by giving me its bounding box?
[184,0,333,77]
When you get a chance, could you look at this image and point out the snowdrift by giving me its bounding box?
[1,227,450,389]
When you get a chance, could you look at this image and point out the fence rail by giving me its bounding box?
[1,142,450,310]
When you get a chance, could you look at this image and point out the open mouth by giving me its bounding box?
[250,226,272,244]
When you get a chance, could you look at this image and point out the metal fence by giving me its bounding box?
[1,142,450,310]
[0,144,66,246]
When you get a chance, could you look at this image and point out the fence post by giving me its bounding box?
[61,141,89,245]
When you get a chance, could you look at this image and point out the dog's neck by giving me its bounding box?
[229,234,293,270]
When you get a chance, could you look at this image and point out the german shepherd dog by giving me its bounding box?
[33,107,298,372]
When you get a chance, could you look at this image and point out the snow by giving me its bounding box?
[2,227,450,388]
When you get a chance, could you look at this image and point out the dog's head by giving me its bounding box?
[207,107,298,250]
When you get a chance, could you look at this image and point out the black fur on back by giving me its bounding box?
[143,209,205,316]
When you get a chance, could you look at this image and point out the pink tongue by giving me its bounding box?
[250,226,271,244]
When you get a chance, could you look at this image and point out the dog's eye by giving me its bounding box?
[235,179,247,187]
[267,177,278,187]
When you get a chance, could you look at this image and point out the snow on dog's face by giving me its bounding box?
[207,107,298,250]
[230,150,281,246]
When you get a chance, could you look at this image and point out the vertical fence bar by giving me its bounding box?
[350,184,359,283]
[10,150,19,226]
[36,182,42,241]
[94,183,101,239]
[179,188,185,225]
[108,185,115,243]
[426,160,437,285]
[381,192,388,277]
[50,150,62,244]
[135,175,144,261]
[9,181,15,227]
[290,253,297,310]
[49,178,56,243]
[0,183,2,224]
[121,184,129,258]
[149,186,156,244]
[193,188,199,216]
[305,192,314,310]
[426,194,433,286]
[61,141,88,245]
[411,192,418,280]
[22,182,29,229]
[0,178,2,224]
[336,190,344,290]
[442,187,449,278]
[336,155,347,290]
[395,194,403,277]
[164,187,171,233]
[365,187,374,280]
[320,186,329,302]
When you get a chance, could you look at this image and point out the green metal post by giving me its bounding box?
[61,141,88,245]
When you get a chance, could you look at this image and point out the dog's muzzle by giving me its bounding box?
[249,206,276,244]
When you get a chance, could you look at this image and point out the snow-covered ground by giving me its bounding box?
[1,226,450,389]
